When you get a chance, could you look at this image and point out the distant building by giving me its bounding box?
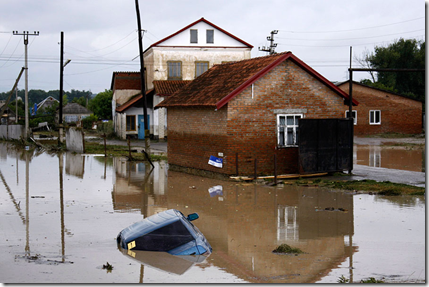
[337,81,423,135]
[37,96,59,112]
[57,103,92,126]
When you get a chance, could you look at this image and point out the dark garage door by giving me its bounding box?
[298,118,353,173]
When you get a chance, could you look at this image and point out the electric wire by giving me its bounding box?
[277,29,424,42]
[279,17,424,34]
[0,34,13,58]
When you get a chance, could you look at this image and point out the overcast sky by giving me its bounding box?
[0,0,425,94]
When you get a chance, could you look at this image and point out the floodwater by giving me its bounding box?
[0,142,425,283]
[354,144,425,172]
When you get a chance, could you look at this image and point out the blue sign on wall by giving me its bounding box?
[208,155,223,168]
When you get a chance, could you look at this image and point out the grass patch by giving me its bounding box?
[294,179,424,196]
[272,244,304,254]
[360,277,384,283]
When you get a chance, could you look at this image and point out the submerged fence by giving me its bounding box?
[0,125,24,140]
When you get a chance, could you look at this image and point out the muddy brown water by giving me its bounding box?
[0,142,425,283]
[354,144,425,172]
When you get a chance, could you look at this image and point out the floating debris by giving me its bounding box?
[272,244,304,255]
[102,262,113,272]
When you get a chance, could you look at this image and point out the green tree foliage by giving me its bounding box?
[88,90,113,120]
[81,114,99,129]
[29,101,59,128]
[0,89,93,106]
[72,96,87,107]
[360,38,425,102]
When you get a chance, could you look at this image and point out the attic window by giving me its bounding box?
[206,29,214,44]
[190,29,198,43]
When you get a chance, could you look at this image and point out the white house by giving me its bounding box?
[112,17,253,140]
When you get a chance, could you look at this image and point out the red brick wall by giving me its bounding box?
[167,61,350,176]
[167,107,230,174]
[338,83,423,135]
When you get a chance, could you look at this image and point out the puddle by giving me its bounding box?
[355,144,425,172]
[0,142,425,283]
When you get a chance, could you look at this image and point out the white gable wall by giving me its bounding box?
[159,21,248,47]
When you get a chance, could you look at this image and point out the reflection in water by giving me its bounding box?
[112,164,356,283]
[0,142,425,283]
[118,248,209,275]
[355,144,425,172]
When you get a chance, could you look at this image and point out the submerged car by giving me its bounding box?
[117,209,212,256]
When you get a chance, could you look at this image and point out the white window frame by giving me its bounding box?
[345,110,357,125]
[369,110,381,125]
[277,114,303,147]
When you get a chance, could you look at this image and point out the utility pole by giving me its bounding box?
[59,32,71,146]
[15,87,18,123]
[134,0,153,167]
[59,31,64,145]
[13,31,39,139]
[348,46,354,175]
[259,30,278,55]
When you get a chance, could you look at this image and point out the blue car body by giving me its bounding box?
[117,209,212,256]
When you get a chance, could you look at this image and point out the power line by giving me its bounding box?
[85,29,136,52]
[279,17,424,34]
[277,29,425,42]
[277,35,424,48]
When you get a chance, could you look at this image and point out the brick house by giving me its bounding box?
[337,81,423,135]
[156,51,358,176]
[112,17,252,140]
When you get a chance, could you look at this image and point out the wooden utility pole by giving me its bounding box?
[59,31,64,144]
[348,46,354,174]
[134,0,153,167]
[13,31,39,139]
[0,68,25,118]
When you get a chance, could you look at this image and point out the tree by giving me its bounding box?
[88,89,113,120]
[72,96,87,107]
[357,38,425,102]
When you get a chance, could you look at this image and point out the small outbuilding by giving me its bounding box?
[57,103,92,126]
[156,51,358,176]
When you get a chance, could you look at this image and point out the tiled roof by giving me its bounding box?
[63,103,92,114]
[115,80,191,113]
[156,52,358,110]
[153,80,191,96]
[115,90,154,113]
[111,71,141,91]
